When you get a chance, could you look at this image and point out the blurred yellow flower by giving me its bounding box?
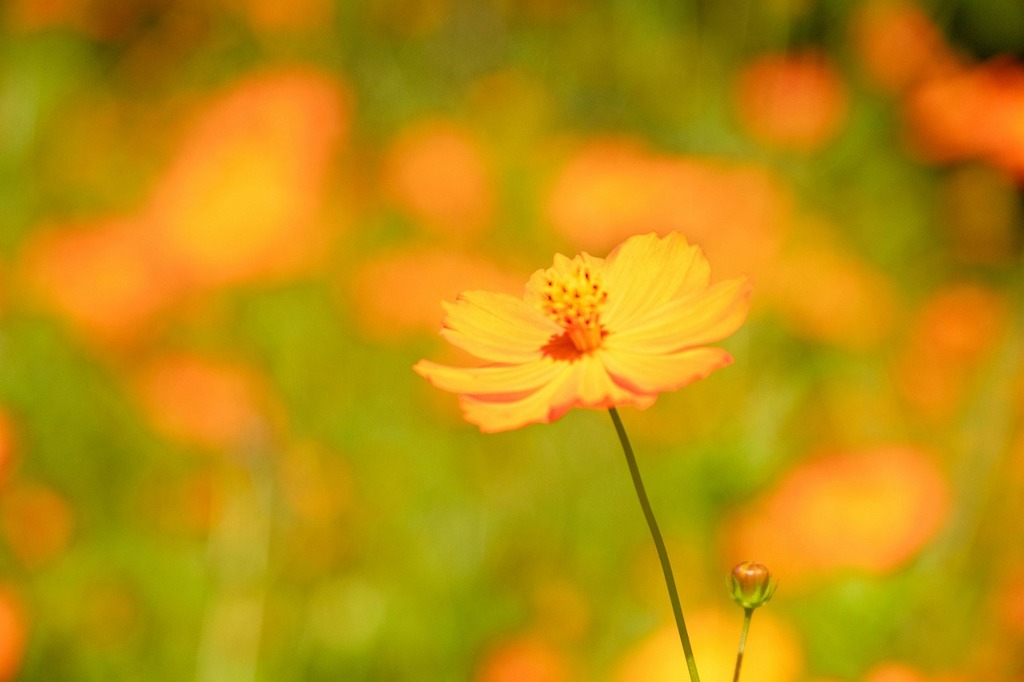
[146,68,349,288]
[414,232,750,432]
[615,609,802,682]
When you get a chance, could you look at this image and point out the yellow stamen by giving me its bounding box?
[539,258,608,352]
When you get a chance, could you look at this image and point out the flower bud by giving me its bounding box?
[729,561,777,610]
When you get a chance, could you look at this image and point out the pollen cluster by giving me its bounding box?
[540,259,608,352]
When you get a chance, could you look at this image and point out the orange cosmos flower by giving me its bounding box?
[413,232,751,433]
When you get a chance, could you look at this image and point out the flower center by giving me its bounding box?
[540,259,608,352]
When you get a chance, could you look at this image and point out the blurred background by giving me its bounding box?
[0,0,1023,679]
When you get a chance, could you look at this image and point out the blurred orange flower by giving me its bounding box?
[734,50,848,152]
[132,354,277,453]
[545,139,791,279]
[850,0,950,93]
[414,232,750,432]
[6,0,83,32]
[20,69,349,349]
[225,0,333,31]
[6,0,147,40]
[983,63,1024,178]
[906,59,1024,180]
[0,412,16,488]
[369,0,451,35]
[381,119,495,240]
[20,218,180,347]
[146,69,348,288]
[905,65,994,164]
[349,246,523,342]
[726,446,950,583]
[475,634,572,682]
[0,263,6,317]
[0,587,26,682]
[615,609,802,682]
[0,482,75,569]
[896,282,1009,418]
[864,662,964,682]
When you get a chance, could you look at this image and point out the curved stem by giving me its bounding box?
[732,608,753,682]
[608,407,700,682]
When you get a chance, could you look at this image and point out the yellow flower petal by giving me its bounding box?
[601,232,711,330]
[599,346,734,395]
[413,358,565,397]
[442,290,561,362]
[454,356,657,432]
[606,277,751,354]
[439,329,539,364]
[459,363,583,433]
[576,354,657,408]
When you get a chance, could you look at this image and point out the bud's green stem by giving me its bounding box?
[732,607,753,682]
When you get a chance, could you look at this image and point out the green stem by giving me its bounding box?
[608,407,700,682]
[732,608,753,682]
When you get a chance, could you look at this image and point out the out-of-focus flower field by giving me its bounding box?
[0,0,1022,679]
